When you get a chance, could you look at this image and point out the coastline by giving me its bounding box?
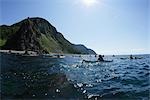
[0,50,25,54]
[0,49,96,56]
[0,50,40,57]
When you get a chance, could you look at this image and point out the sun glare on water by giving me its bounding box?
[82,0,98,7]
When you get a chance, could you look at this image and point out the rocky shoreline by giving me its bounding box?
[0,50,39,56]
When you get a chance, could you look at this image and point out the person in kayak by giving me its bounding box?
[98,55,104,61]
[130,55,133,59]
[82,55,113,63]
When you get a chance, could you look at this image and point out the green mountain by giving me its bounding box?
[0,17,96,54]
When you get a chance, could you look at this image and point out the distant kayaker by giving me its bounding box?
[130,55,133,59]
[98,55,104,61]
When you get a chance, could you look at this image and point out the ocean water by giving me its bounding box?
[0,53,150,99]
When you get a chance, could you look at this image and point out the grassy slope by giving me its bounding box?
[0,25,20,47]
[0,39,6,47]
[39,33,62,53]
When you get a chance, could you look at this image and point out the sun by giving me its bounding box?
[82,0,98,7]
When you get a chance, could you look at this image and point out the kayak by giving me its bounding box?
[120,57,143,60]
[120,58,127,60]
[82,60,113,63]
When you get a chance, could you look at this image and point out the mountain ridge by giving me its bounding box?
[0,17,96,54]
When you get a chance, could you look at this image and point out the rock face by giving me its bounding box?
[0,17,96,54]
[2,18,42,51]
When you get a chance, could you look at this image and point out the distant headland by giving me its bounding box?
[0,17,96,55]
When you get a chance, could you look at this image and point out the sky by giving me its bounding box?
[0,0,149,55]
